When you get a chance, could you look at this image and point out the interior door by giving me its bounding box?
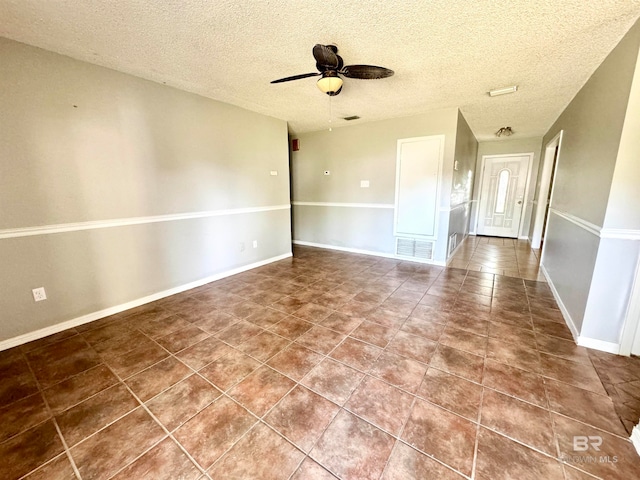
[476,155,531,238]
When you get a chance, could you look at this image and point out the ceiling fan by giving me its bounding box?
[271,44,394,96]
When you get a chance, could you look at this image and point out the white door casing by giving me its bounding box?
[476,154,532,238]
[394,135,445,239]
[532,131,563,249]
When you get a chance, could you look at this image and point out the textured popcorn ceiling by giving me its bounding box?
[1,1,640,139]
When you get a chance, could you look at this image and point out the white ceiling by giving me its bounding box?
[1,1,640,140]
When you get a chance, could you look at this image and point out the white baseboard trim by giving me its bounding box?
[293,240,446,266]
[518,235,529,240]
[577,336,620,354]
[540,265,579,341]
[631,424,640,457]
[0,252,292,352]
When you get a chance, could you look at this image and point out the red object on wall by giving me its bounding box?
[292,139,300,151]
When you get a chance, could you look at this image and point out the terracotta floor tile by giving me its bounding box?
[369,351,427,393]
[388,332,436,365]
[71,408,165,480]
[402,399,476,476]
[173,396,256,469]
[319,312,363,334]
[265,385,339,452]
[345,375,414,435]
[237,330,290,361]
[480,389,555,455]
[125,356,191,402]
[209,422,304,479]
[475,427,563,480]
[532,317,573,340]
[311,410,395,480]
[175,337,234,370]
[486,337,542,374]
[56,383,138,446]
[439,326,488,356]
[291,457,338,480]
[293,303,333,323]
[223,301,266,320]
[21,330,80,354]
[191,310,237,334]
[295,326,346,355]
[267,343,324,381]
[92,330,156,360]
[0,421,64,480]
[338,299,378,318]
[272,296,309,314]
[105,341,169,379]
[22,453,77,480]
[42,364,118,416]
[489,321,536,347]
[155,325,210,353]
[539,353,606,394]
[552,413,640,480]
[245,308,288,328]
[430,344,484,383]
[269,316,314,340]
[215,320,263,346]
[110,437,201,480]
[0,361,39,409]
[445,311,491,336]
[81,322,133,346]
[329,337,383,371]
[382,441,465,479]
[350,321,396,348]
[365,308,407,330]
[28,341,102,388]
[199,349,261,391]
[147,374,221,431]
[229,366,296,416]
[545,379,627,436]
[301,358,364,405]
[482,359,548,407]
[0,393,50,443]
[535,333,591,365]
[137,314,193,339]
[401,316,445,341]
[418,367,482,421]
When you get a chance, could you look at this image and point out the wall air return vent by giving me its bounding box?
[448,233,458,256]
[396,237,434,261]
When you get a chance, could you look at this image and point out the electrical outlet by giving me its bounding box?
[253,240,258,248]
[32,287,47,302]
[360,180,370,188]
[270,170,278,176]
[239,242,245,252]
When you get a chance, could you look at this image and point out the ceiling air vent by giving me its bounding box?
[343,115,360,121]
[396,238,434,261]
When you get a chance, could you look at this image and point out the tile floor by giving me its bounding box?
[448,236,544,281]
[1,242,639,479]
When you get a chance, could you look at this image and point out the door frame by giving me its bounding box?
[474,152,534,239]
[531,131,563,249]
[620,255,640,356]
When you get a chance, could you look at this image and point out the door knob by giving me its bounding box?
[517,200,522,205]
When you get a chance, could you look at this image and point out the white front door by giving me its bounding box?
[476,155,531,238]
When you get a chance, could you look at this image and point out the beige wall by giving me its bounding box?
[0,38,291,343]
[541,19,640,343]
[291,108,462,263]
[448,111,478,253]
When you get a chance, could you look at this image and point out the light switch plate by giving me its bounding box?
[360,180,370,188]
[270,170,278,176]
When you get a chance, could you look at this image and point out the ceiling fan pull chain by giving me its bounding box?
[329,96,333,132]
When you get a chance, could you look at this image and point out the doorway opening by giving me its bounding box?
[531,131,563,249]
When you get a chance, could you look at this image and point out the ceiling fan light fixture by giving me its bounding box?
[317,72,343,95]
[495,126,514,137]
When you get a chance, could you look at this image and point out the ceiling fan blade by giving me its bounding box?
[340,65,394,79]
[271,72,321,84]
[313,44,340,69]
